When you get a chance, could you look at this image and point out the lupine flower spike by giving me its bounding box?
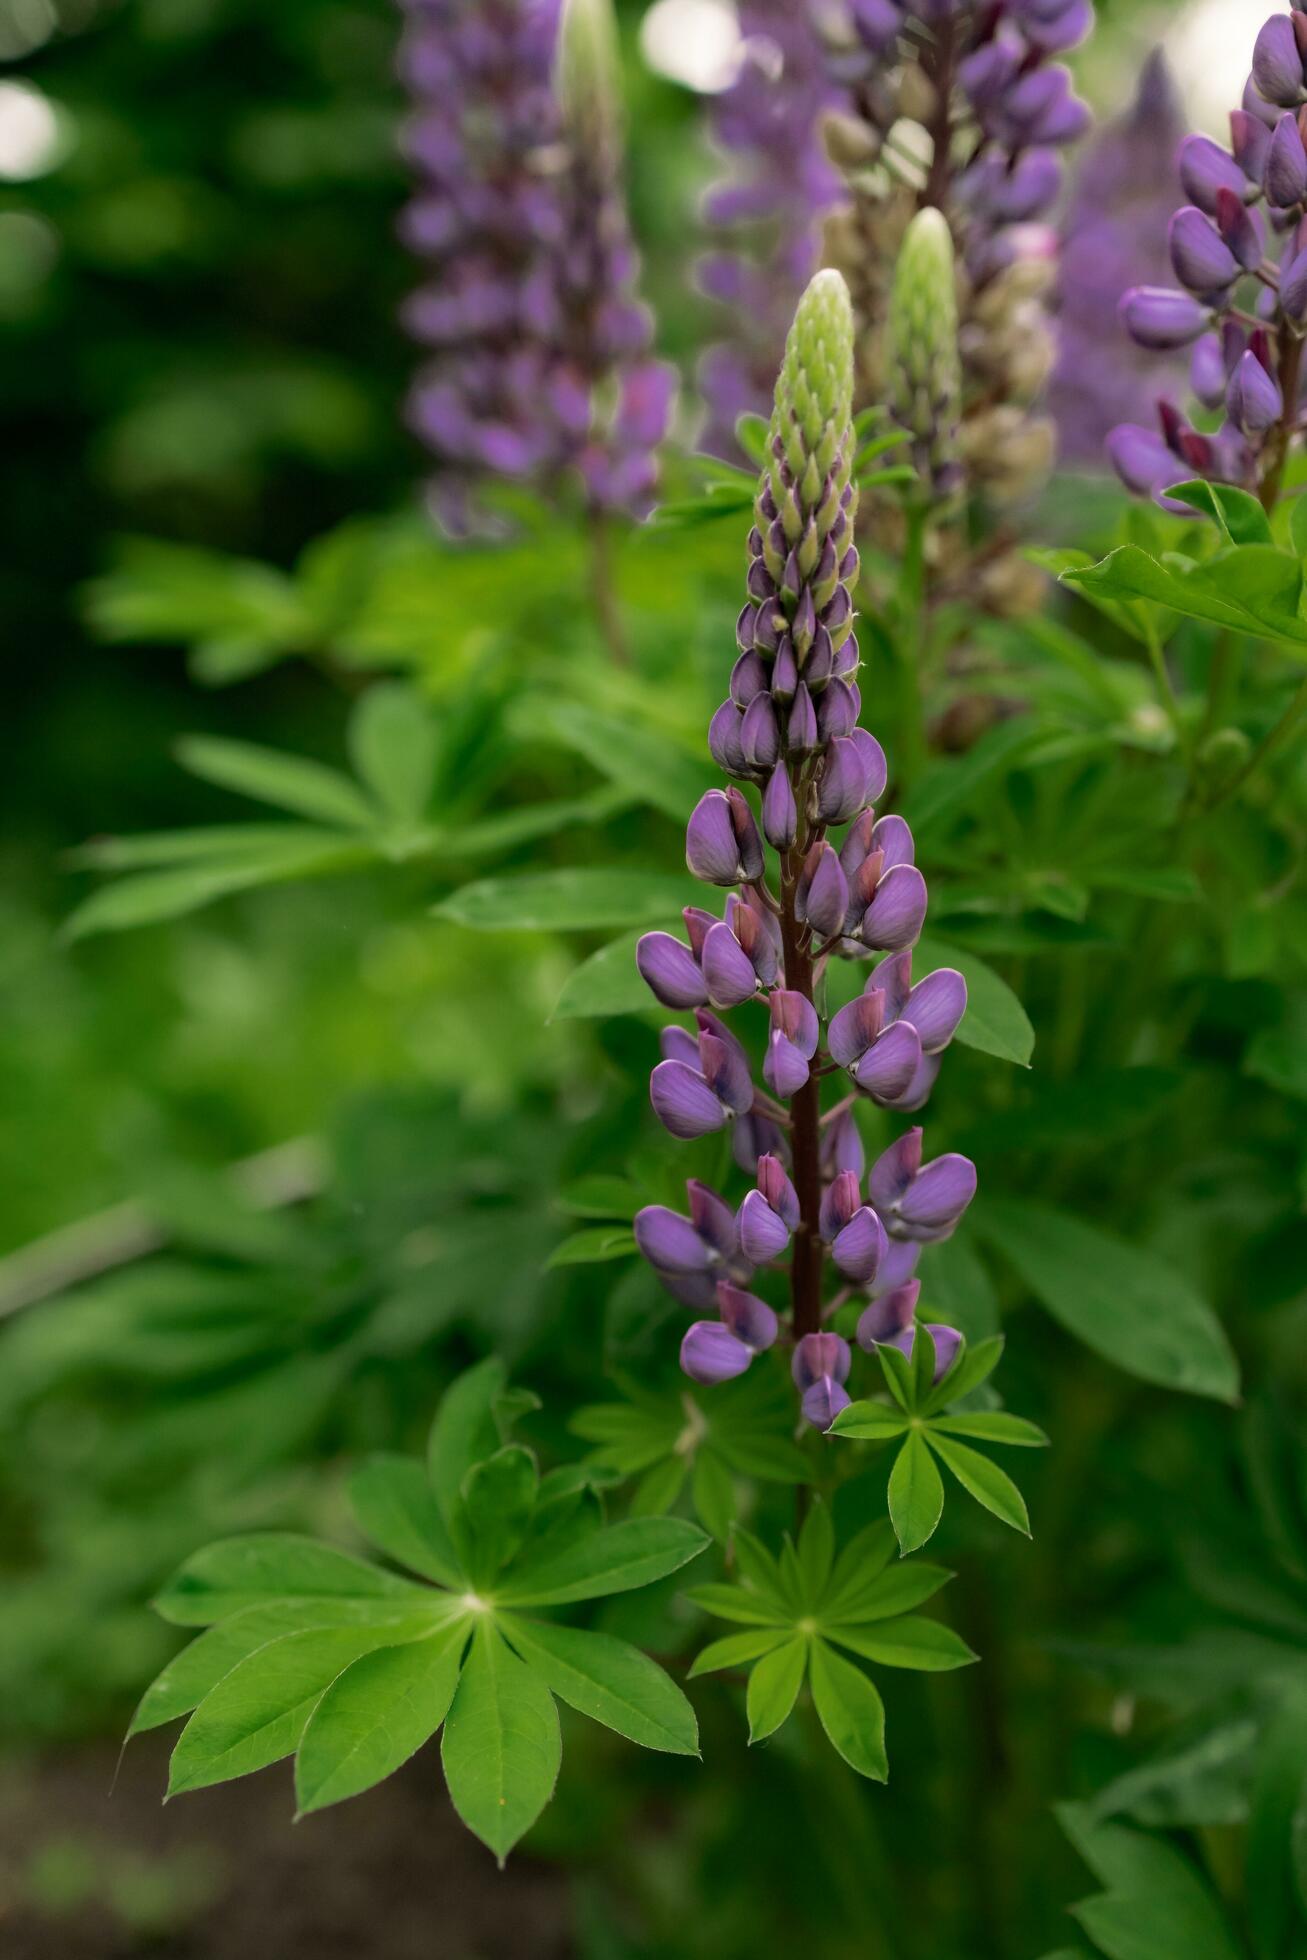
[635,269,977,1427]
[1112,5,1307,510]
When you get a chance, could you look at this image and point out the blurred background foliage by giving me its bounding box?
[2,0,1307,1956]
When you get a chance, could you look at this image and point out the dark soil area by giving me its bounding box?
[0,1734,572,1959]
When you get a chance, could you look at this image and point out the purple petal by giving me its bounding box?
[688,1180,739,1259]
[1168,206,1238,295]
[764,1030,810,1098]
[800,1377,852,1430]
[762,761,797,849]
[717,1282,779,1352]
[891,1051,942,1112]
[686,790,747,886]
[821,1110,865,1182]
[860,864,928,951]
[660,1025,701,1069]
[904,968,967,1052]
[832,1205,888,1284]
[851,729,888,804]
[757,1154,799,1229]
[637,932,707,1010]
[634,1205,710,1273]
[816,736,870,824]
[868,1128,924,1215]
[681,1321,753,1385]
[698,1031,753,1115]
[871,814,914,871]
[899,1153,978,1238]
[1118,286,1209,351]
[702,921,761,1008]
[1178,134,1246,214]
[853,1020,924,1105]
[856,1279,921,1350]
[820,1168,862,1242]
[650,1059,727,1140]
[738,1187,790,1263]
[798,842,850,939]
[888,1321,965,1383]
[829,991,887,1069]
[1253,14,1306,109]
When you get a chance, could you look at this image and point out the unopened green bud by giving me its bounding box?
[887,206,961,501]
[556,0,622,158]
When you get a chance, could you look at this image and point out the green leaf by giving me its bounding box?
[453,786,632,858]
[347,1455,464,1588]
[684,1582,790,1628]
[154,1534,422,1627]
[904,718,1044,837]
[553,930,653,1019]
[545,1226,638,1269]
[691,1449,736,1543]
[888,1433,945,1555]
[1291,491,1307,562]
[1059,1803,1243,1960]
[823,1521,895,1618]
[176,734,377,828]
[827,1614,975,1671]
[809,1640,888,1782]
[689,1629,790,1677]
[797,1501,835,1603]
[168,1626,418,1794]
[631,1455,689,1515]
[829,1401,911,1441]
[922,1334,1005,1413]
[63,838,372,939]
[294,1624,467,1815]
[826,1559,953,1626]
[927,1432,1031,1535]
[747,1637,808,1742]
[434,868,695,932]
[462,1446,538,1579]
[1246,1682,1307,1960]
[440,1623,561,1863]
[502,1617,699,1757]
[915,937,1035,1066]
[69,821,343,871]
[977,1201,1239,1402]
[931,1412,1048,1447]
[911,1323,939,1407]
[557,1175,641,1219]
[347,682,438,825]
[1063,543,1307,652]
[428,1357,508,1531]
[877,1340,916,1414]
[131,1601,436,1736]
[501,1517,708,1606]
[1165,478,1273,547]
[512,697,711,822]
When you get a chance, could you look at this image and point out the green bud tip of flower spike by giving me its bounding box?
[556,0,623,154]
[887,207,961,481]
[762,267,858,544]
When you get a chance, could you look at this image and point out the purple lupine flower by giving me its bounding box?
[696,0,842,457]
[1113,10,1307,510]
[398,0,670,527]
[817,0,1093,514]
[632,271,983,1424]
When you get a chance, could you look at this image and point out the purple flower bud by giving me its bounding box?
[1231,108,1273,183]
[1266,111,1307,205]
[699,1028,754,1113]
[1226,348,1284,435]
[796,841,850,939]
[832,1205,888,1283]
[1168,206,1239,295]
[1283,244,1307,319]
[740,692,780,770]
[816,736,872,823]
[765,1028,811,1097]
[1213,186,1264,270]
[817,678,860,744]
[821,1109,865,1182]
[728,892,781,986]
[758,1154,800,1227]
[636,931,707,1009]
[786,682,819,755]
[829,990,886,1071]
[686,787,765,886]
[887,1321,964,1382]
[761,760,797,849]
[1119,286,1210,350]
[1106,423,1178,496]
[792,1330,852,1390]
[635,1204,715,1274]
[717,1281,779,1351]
[800,1375,852,1429]
[853,1019,923,1105]
[731,648,767,705]
[708,700,748,777]
[871,812,914,871]
[1189,335,1230,410]
[1179,134,1250,214]
[660,1025,701,1069]
[681,1320,753,1384]
[855,1278,920,1349]
[1253,14,1307,109]
[851,729,888,804]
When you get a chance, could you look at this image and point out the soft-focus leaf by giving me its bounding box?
[553,930,654,1019]
[978,1202,1239,1402]
[915,937,1035,1066]
[347,682,438,824]
[435,868,695,932]
[545,1226,638,1269]
[176,734,378,827]
[428,1358,509,1530]
[155,1534,422,1627]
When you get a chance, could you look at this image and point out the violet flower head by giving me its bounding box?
[632,270,984,1425]
[696,0,842,457]
[1111,8,1307,510]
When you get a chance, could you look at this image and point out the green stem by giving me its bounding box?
[895,502,929,783]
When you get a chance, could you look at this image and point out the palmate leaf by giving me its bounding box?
[1058,1802,1243,1960]
[688,1506,971,1778]
[140,1363,707,1861]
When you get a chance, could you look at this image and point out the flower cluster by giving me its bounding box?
[1050,51,1188,464]
[634,271,978,1427]
[818,0,1092,513]
[696,0,841,457]
[1111,7,1307,508]
[397,0,671,527]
